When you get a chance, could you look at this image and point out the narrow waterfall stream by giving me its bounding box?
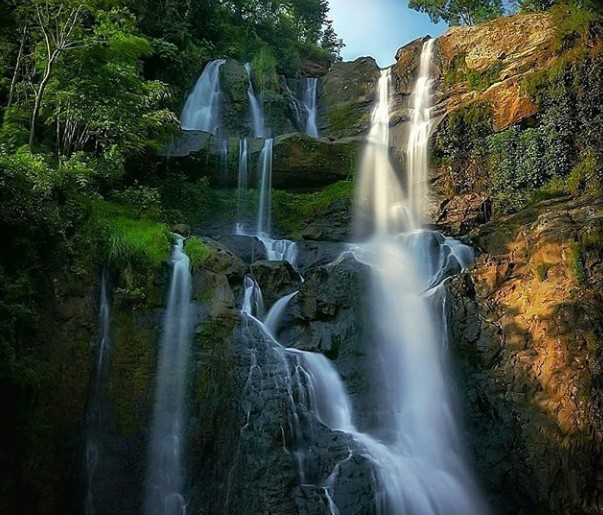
[144,235,193,515]
[303,78,319,138]
[245,63,267,139]
[84,269,112,515]
[236,138,249,235]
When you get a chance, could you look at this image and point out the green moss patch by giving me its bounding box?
[273,180,354,238]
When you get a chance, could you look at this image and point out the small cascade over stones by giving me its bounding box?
[144,235,193,515]
[180,59,226,134]
[241,275,264,317]
[350,39,489,515]
[84,269,112,515]
[302,77,319,138]
[233,63,296,261]
[232,277,374,514]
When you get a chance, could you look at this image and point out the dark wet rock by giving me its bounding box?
[206,233,268,264]
[221,59,250,136]
[250,260,302,307]
[272,133,361,189]
[295,240,346,271]
[171,223,191,236]
[300,196,352,242]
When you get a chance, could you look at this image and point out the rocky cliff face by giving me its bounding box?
[448,194,603,514]
[433,12,555,130]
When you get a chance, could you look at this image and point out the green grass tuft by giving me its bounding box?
[569,243,587,285]
[184,237,212,272]
[83,199,171,293]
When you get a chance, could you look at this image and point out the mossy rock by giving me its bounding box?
[272,133,360,189]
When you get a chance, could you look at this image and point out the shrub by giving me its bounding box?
[569,242,587,284]
[250,47,279,92]
[536,262,554,282]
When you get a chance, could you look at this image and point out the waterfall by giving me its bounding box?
[407,38,435,228]
[84,269,112,515]
[219,137,229,178]
[180,59,226,134]
[354,68,405,236]
[350,39,489,515]
[241,275,264,318]
[144,235,193,515]
[245,63,267,138]
[235,138,249,235]
[256,138,273,237]
[302,78,319,138]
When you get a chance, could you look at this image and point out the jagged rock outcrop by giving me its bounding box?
[433,12,555,131]
[448,194,603,514]
[321,57,381,139]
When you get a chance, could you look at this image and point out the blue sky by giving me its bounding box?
[328,0,448,67]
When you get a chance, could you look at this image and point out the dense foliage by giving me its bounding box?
[409,0,603,25]
[408,0,504,25]
[0,1,343,481]
[434,10,603,211]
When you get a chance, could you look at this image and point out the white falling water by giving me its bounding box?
[354,68,405,236]
[256,138,273,237]
[263,291,297,336]
[302,78,319,138]
[180,59,226,134]
[241,275,264,318]
[219,137,229,177]
[235,138,249,235]
[407,38,435,229]
[259,237,298,265]
[84,269,112,515]
[144,235,192,515]
[245,63,267,138]
[350,39,489,515]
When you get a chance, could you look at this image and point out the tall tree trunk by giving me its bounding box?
[8,26,27,107]
[29,62,53,147]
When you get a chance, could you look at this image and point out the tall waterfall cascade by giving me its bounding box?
[144,235,193,515]
[180,59,226,134]
[84,270,112,515]
[350,38,489,515]
[406,38,435,228]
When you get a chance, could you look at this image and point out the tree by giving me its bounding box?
[408,0,504,25]
[11,0,89,147]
